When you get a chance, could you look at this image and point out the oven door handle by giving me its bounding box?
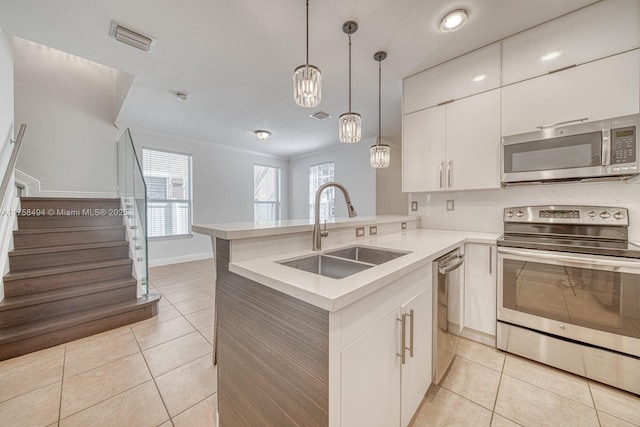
[498,247,640,272]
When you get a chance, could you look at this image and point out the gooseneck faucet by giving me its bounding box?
[313,181,357,251]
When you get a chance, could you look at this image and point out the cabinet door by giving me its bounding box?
[502,0,639,85]
[402,107,446,192]
[446,89,501,191]
[341,309,401,427]
[502,49,640,136]
[464,244,496,336]
[404,43,501,114]
[400,285,433,427]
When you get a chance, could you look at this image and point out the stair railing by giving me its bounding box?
[0,124,26,209]
[116,129,149,297]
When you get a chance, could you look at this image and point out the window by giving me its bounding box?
[254,165,281,222]
[142,148,193,238]
[309,162,335,220]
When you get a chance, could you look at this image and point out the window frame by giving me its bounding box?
[309,161,335,221]
[253,164,282,222]
[142,147,193,240]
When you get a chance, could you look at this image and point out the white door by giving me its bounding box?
[446,89,501,191]
[402,107,446,192]
[400,286,433,427]
[464,244,497,336]
[502,49,640,136]
[340,309,401,427]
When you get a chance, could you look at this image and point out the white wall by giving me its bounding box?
[128,127,289,265]
[412,177,640,241]
[289,139,376,220]
[13,37,120,195]
[0,29,13,184]
[376,142,407,215]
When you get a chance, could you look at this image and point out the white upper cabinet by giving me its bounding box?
[403,43,501,114]
[502,49,640,136]
[502,0,639,85]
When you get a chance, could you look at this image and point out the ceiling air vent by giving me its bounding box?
[310,111,331,121]
[109,21,156,52]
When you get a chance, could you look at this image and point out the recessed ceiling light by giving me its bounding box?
[440,9,468,33]
[472,74,486,82]
[541,50,562,62]
[255,130,271,140]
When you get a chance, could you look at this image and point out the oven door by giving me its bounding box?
[497,247,640,357]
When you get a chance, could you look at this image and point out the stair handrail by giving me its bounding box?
[0,124,26,209]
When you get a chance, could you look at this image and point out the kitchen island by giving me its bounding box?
[193,217,499,426]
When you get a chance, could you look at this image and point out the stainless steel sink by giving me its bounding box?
[279,254,373,279]
[278,246,410,279]
[324,246,410,265]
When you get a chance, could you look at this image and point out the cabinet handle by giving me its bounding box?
[447,160,452,188]
[439,161,444,189]
[536,117,588,129]
[489,247,492,275]
[397,314,407,364]
[408,309,415,358]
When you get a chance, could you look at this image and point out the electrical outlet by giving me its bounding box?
[411,201,418,211]
[355,227,365,237]
[369,225,377,235]
[446,200,455,211]
[401,222,407,230]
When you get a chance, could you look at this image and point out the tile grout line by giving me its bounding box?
[588,381,604,427]
[57,344,67,426]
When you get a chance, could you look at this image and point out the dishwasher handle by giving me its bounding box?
[438,255,464,274]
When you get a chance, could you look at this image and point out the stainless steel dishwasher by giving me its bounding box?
[433,248,464,384]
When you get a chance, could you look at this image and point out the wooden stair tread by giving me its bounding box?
[13,225,125,235]
[9,240,129,256]
[0,294,161,344]
[0,278,137,311]
[3,258,133,282]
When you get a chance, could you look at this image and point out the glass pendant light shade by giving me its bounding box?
[293,1,322,108]
[293,64,322,107]
[370,143,391,168]
[339,21,361,143]
[339,112,362,144]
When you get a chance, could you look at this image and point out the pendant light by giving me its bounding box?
[293,0,322,108]
[338,21,362,144]
[370,51,390,168]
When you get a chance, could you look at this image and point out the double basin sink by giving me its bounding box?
[278,246,411,279]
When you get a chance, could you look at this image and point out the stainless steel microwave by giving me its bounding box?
[501,114,639,185]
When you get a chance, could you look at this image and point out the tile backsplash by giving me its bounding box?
[412,178,640,241]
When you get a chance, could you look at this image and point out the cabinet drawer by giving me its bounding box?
[502,49,640,136]
[403,43,501,114]
[502,0,639,85]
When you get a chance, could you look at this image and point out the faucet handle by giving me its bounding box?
[321,219,329,237]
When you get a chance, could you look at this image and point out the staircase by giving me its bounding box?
[0,197,160,360]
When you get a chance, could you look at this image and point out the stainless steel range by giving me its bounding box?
[496,205,640,395]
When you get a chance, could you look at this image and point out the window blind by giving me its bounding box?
[254,165,281,222]
[309,162,335,220]
[142,148,193,238]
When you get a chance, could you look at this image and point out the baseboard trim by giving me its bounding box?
[149,252,213,267]
[15,169,117,198]
[461,327,496,347]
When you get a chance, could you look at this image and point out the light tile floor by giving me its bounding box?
[1,258,639,426]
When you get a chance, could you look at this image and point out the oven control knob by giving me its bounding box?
[614,211,625,220]
[505,210,514,218]
[588,211,597,218]
[515,210,524,217]
[600,211,611,219]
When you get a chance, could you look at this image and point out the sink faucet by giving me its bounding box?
[313,181,357,251]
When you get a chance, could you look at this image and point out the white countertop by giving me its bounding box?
[192,215,419,240]
[230,229,500,312]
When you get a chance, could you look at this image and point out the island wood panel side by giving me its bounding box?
[216,238,330,426]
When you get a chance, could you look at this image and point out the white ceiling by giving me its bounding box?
[0,0,598,158]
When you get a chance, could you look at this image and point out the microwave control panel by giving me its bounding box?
[611,126,636,165]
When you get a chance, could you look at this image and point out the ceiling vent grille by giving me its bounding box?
[310,111,331,121]
[109,21,156,52]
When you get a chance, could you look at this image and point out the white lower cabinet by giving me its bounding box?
[338,266,433,427]
[463,243,497,337]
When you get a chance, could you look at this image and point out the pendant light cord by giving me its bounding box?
[305,0,309,66]
[348,34,352,113]
[377,59,381,146]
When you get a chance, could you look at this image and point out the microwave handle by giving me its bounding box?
[601,129,611,166]
[536,117,589,129]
